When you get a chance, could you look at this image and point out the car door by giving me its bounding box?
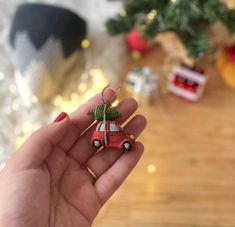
[107,122,124,147]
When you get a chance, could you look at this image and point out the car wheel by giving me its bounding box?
[93,139,102,148]
[123,141,132,151]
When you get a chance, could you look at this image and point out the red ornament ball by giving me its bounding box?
[126,29,149,52]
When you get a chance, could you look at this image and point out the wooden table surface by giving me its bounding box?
[93,46,235,227]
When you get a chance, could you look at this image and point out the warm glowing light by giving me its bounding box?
[171,0,177,3]
[31,96,38,104]
[112,99,119,107]
[71,92,79,101]
[53,96,78,113]
[53,95,63,106]
[22,121,34,134]
[79,82,87,92]
[226,0,235,9]
[16,135,26,149]
[90,68,108,90]
[84,90,95,100]
[147,164,156,173]
[81,39,90,49]
[119,9,126,17]
[53,68,107,114]
[131,50,141,60]
[147,9,157,21]
[55,98,80,114]
[0,72,4,80]
[90,68,103,78]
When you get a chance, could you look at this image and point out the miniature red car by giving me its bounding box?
[91,121,135,151]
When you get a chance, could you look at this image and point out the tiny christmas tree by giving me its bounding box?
[106,0,235,58]
[92,104,121,121]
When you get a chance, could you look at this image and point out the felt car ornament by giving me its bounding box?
[90,88,135,151]
[168,64,207,102]
[91,121,135,151]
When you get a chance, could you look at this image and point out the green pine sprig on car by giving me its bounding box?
[91,104,121,121]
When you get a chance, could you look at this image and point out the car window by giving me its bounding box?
[99,123,106,132]
[109,123,120,132]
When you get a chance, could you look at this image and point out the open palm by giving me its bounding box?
[0,89,146,227]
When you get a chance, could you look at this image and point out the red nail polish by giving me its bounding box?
[54,112,67,123]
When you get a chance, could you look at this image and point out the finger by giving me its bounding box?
[10,113,70,169]
[95,142,144,205]
[55,88,116,152]
[68,98,138,164]
[85,115,146,178]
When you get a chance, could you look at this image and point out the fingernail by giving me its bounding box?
[54,112,68,123]
[108,88,117,101]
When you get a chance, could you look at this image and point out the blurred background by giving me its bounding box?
[1,0,235,226]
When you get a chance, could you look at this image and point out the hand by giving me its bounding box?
[0,89,146,227]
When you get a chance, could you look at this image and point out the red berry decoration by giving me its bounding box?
[90,87,135,151]
[126,29,149,52]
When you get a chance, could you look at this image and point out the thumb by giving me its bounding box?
[10,112,70,170]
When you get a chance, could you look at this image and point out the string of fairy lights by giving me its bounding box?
[14,68,109,148]
[0,34,109,157]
